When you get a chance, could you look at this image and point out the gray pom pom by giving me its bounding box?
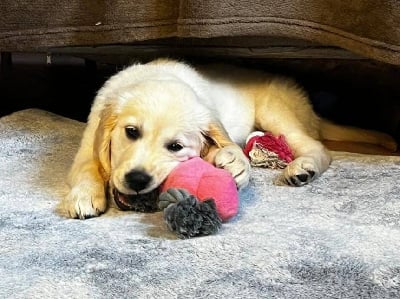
[159,188,222,238]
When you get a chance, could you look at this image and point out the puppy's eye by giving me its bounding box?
[125,126,140,140]
[166,142,183,152]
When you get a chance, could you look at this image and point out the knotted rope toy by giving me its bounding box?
[243,131,294,169]
[158,157,239,238]
[158,188,222,239]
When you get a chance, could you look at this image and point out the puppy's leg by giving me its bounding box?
[260,122,331,186]
[57,157,108,219]
[57,116,109,219]
[203,122,251,189]
[256,102,331,186]
[214,144,251,189]
[279,133,331,186]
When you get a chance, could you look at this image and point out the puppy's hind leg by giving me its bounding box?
[278,133,331,186]
[255,88,331,186]
[257,114,331,186]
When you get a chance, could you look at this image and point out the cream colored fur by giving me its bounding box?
[57,59,397,219]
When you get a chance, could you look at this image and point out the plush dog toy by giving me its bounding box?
[158,157,239,238]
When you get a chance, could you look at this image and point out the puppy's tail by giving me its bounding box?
[320,119,398,151]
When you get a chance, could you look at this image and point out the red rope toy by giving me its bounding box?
[243,131,294,169]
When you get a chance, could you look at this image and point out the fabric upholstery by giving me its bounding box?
[1,1,399,64]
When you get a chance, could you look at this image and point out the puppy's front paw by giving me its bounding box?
[279,157,319,187]
[57,182,107,219]
[214,145,250,189]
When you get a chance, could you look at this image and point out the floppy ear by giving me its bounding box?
[93,104,118,182]
[201,121,235,162]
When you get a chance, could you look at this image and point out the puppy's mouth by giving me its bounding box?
[112,188,160,213]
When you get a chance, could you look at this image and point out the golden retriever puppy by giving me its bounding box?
[57,59,397,219]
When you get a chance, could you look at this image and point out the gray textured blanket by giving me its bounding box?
[1,109,399,298]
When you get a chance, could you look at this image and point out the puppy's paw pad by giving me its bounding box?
[286,170,316,186]
[281,157,319,187]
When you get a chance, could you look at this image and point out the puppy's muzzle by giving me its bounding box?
[109,169,159,212]
[124,169,152,192]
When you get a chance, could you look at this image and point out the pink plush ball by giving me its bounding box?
[161,157,239,221]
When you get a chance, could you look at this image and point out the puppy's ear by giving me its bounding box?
[201,121,234,162]
[93,104,118,181]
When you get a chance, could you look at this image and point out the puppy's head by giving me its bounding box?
[94,80,215,211]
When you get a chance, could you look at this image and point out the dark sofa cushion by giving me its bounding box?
[177,0,400,65]
[1,0,399,65]
[0,0,178,50]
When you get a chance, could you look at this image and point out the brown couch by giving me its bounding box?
[1,1,399,65]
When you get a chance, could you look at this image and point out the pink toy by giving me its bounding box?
[244,131,294,169]
[161,157,239,222]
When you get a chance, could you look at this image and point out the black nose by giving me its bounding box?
[124,170,152,192]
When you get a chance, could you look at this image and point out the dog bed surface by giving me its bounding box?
[0,109,399,298]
